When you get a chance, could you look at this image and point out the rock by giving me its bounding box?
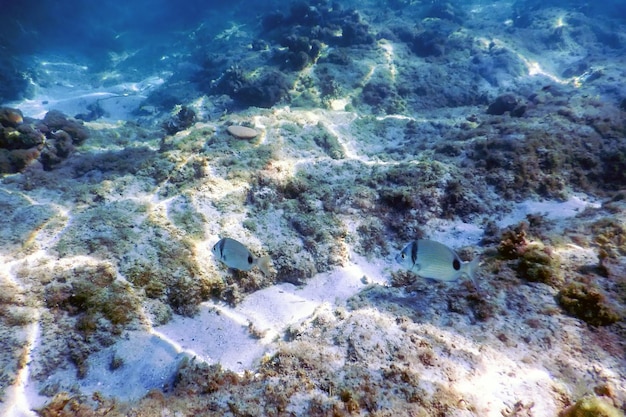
[410,30,447,57]
[0,107,24,127]
[42,110,90,144]
[163,106,197,135]
[487,94,520,115]
[227,125,259,139]
[0,108,90,173]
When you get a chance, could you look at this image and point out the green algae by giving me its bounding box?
[516,244,563,287]
[560,396,625,417]
[44,263,140,331]
[557,282,621,326]
[54,200,147,259]
[167,194,207,240]
[495,221,563,287]
[591,218,626,258]
[309,122,345,160]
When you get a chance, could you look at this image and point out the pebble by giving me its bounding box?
[227,125,259,139]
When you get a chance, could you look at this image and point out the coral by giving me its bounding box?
[0,107,24,127]
[262,2,373,47]
[410,30,447,57]
[38,261,142,378]
[496,221,562,286]
[37,392,100,417]
[469,131,570,200]
[39,129,74,170]
[600,146,626,189]
[498,222,530,259]
[424,2,466,23]
[472,47,529,87]
[440,178,483,221]
[447,282,494,322]
[173,357,241,395]
[279,35,322,70]
[339,19,375,46]
[557,282,621,326]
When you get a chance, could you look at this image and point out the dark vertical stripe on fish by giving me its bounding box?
[218,238,226,258]
[411,240,418,265]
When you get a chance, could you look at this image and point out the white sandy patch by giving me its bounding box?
[497,194,600,227]
[0,322,40,417]
[9,254,389,406]
[156,254,389,373]
[22,331,184,410]
[424,194,601,251]
[8,58,167,121]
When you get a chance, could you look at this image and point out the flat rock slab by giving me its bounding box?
[227,125,259,139]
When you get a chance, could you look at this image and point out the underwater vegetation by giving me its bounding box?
[1,0,626,415]
[162,105,196,135]
[557,282,621,327]
[492,217,625,327]
[43,263,140,378]
[466,98,626,200]
[560,395,625,417]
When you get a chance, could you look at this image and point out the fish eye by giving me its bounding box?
[401,253,405,259]
[453,259,461,271]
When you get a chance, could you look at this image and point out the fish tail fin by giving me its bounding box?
[464,256,481,292]
[256,256,272,276]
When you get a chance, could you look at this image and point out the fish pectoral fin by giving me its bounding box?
[412,263,421,272]
[256,256,272,276]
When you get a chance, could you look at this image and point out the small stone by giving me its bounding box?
[227,125,259,139]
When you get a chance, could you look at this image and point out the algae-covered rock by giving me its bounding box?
[497,222,529,259]
[44,262,140,331]
[557,282,621,326]
[0,108,89,173]
[516,244,562,287]
[163,105,196,135]
[311,122,345,159]
[591,218,626,258]
[560,395,624,417]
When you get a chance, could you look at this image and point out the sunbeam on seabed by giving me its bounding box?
[0,320,41,417]
[0,258,41,417]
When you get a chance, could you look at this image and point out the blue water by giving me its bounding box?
[1,0,625,109]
